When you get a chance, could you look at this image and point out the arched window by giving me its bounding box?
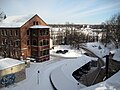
[39,40,42,46]
[32,40,37,46]
[43,40,46,45]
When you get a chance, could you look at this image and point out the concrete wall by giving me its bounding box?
[0,63,26,88]
[0,63,25,77]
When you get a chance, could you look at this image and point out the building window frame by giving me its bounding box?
[15,41,19,47]
[10,30,12,36]
[4,30,7,36]
[15,30,18,36]
[32,39,37,46]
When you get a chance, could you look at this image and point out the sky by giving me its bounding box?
[0,0,120,24]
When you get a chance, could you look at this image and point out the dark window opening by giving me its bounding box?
[46,40,49,45]
[27,40,30,45]
[33,21,36,25]
[32,51,38,57]
[46,30,49,35]
[15,41,19,46]
[32,40,37,46]
[10,40,13,45]
[36,22,38,25]
[39,30,42,36]
[43,49,49,56]
[15,30,18,36]
[39,41,42,46]
[27,30,30,35]
[1,30,4,35]
[32,30,38,36]
[43,40,46,45]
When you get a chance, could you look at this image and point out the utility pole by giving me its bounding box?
[106,55,109,79]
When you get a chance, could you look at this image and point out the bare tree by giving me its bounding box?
[0,9,6,22]
[101,13,120,48]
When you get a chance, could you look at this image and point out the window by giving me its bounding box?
[10,30,12,36]
[10,40,13,45]
[46,49,49,55]
[39,40,42,46]
[32,40,37,46]
[46,40,49,45]
[10,51,13,57]
[27,30,29,35]
[4,39,7,44]
[40,51,43,56]
[43,30,45,35]
[43,50,46,56]
[15,30,18,36]
[2,40,4,45]
[36,22,38,25]
[4,30,7,36]
[39,30,42,36]
[32,51,38,57]
[33,21,38,25]
[15,41,19,47]
[32,30,38,36]
[43,40,46,45]
[33,21,36,25]
[46,30,49,35]
[15,51,18,58]
[1,30,4,35]
[42,49,49,56]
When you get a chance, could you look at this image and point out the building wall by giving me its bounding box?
[0,28,21,59]
[0,63,25,77]
[20,15,47,60]
[30,28,50,62]
[0,14,50,61]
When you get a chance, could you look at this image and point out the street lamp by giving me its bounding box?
[37,70,40,85]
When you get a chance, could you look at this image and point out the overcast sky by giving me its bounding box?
[0,0,120,24]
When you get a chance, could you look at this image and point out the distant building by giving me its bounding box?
[0,14,50,62]
[50,27,65,45]
[0,58,26,88]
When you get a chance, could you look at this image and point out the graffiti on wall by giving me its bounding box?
[0,74,15,87]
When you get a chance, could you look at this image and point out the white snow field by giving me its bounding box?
[1,44,120,90]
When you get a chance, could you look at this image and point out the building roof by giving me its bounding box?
[30,25,50,29]
[0,58,24,70]
[0,14,35,28]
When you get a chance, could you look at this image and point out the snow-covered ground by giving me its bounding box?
[1,43,120,90]
[1,56,63,90]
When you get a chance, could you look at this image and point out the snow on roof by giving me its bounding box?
[50,55,97,90]
[30,25,49,29]
[0,58,24,70]
[0,14,35,27]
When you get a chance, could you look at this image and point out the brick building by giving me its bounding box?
[0,14,50,62]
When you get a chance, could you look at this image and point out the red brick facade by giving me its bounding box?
[0,14,50,62]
